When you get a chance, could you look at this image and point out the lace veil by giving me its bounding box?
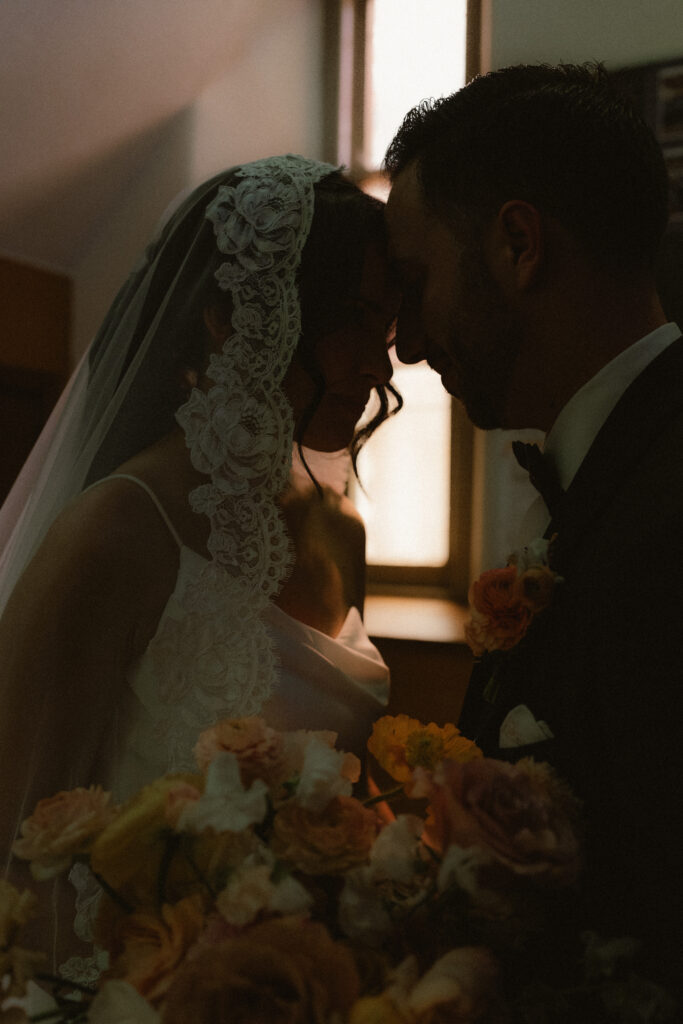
[0,155,340,731]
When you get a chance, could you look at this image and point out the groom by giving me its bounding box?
[385,63,682,997]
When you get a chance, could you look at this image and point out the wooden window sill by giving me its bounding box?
[364,593,470,645]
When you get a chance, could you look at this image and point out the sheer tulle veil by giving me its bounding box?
[0,157,352,857]
[0,159,338,615]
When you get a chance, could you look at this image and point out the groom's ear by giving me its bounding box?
[492,200,544,291]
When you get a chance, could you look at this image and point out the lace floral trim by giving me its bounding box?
[59,862,109,987]
[146,157,337,763]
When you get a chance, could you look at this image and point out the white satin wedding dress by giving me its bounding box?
[52,471,390,988]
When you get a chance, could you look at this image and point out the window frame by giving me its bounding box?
[322,0,481,604]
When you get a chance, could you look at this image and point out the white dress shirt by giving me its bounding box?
[520,322,681,540]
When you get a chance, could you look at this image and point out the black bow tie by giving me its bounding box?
[512,440,565,518]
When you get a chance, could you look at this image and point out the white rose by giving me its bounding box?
[338,866,392,946]
[508,536,550,572]
[369,815,423,884]
[177,753,268,833]
[295,734,360,813]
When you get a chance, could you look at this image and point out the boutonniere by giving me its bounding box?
[465,536,562,658]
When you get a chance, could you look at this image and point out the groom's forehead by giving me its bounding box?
[386,164,464,273]
[386,164,434,259]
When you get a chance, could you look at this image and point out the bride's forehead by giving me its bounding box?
[356,242,402,311]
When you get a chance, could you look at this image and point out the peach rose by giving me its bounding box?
[369,715,482,785]
[160,916,359,1024]
[408,946,500,1023]
[271,796,377,875]
[105,895,205,1007]
[215,861,312,927]
[421,757,582,886]
[0,1009,31,1023]
[194,716,283,782]
[12,786,117,880]
[465,567,533,657]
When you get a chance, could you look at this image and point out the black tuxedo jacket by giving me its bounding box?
[460,335,683,995]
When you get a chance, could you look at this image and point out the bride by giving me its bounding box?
[0,155,401,976]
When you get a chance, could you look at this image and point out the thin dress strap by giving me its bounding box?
[84,473,184,550]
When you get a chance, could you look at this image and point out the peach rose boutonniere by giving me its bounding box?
[465,537,562,658]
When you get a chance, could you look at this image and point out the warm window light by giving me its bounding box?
[365,0,468,170]
[353,358,451,566]
[350,0,467,573]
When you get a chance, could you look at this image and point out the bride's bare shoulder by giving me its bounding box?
[43,476,180,575]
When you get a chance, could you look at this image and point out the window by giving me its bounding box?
[324,0,480,601]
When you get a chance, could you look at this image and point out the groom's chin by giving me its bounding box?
[460,387,507,431]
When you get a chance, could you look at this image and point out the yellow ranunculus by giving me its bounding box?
[349,994,405,1024]
[90,774,203,903]
[368,715,482,784]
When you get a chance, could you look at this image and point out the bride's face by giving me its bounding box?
[283,242,401,452]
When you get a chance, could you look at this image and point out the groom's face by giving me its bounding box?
[386,162,523,430]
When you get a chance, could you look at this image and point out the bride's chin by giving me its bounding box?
[298,410,363,453]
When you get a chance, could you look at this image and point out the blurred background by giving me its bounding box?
[2,0,682,720]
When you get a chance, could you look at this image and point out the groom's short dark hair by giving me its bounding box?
[385,62,670,271]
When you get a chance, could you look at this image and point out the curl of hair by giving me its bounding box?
[295,172,402,485]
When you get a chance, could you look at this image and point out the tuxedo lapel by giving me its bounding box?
[461,334,683,749]
[546,334,683,572]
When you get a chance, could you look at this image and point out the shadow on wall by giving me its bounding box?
[0,109,195,275]
[70,109,196,362]
[374,636,473,727]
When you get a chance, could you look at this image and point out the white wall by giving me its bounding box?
[471,0,683,575]
[71,0,324,361]
[486,0,683,70]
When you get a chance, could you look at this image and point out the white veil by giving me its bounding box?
[0,156,346,856]
[0,157,338,716]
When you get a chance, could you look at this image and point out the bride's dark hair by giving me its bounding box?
[87,167,400,484]
[295,172,402,478]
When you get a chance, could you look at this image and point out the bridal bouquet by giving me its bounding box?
[3,716,676,1023]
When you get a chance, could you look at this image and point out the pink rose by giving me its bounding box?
[421,758,582,886]
[465,567,532,656]
[12,786,117,880]
[194,716,283,783]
